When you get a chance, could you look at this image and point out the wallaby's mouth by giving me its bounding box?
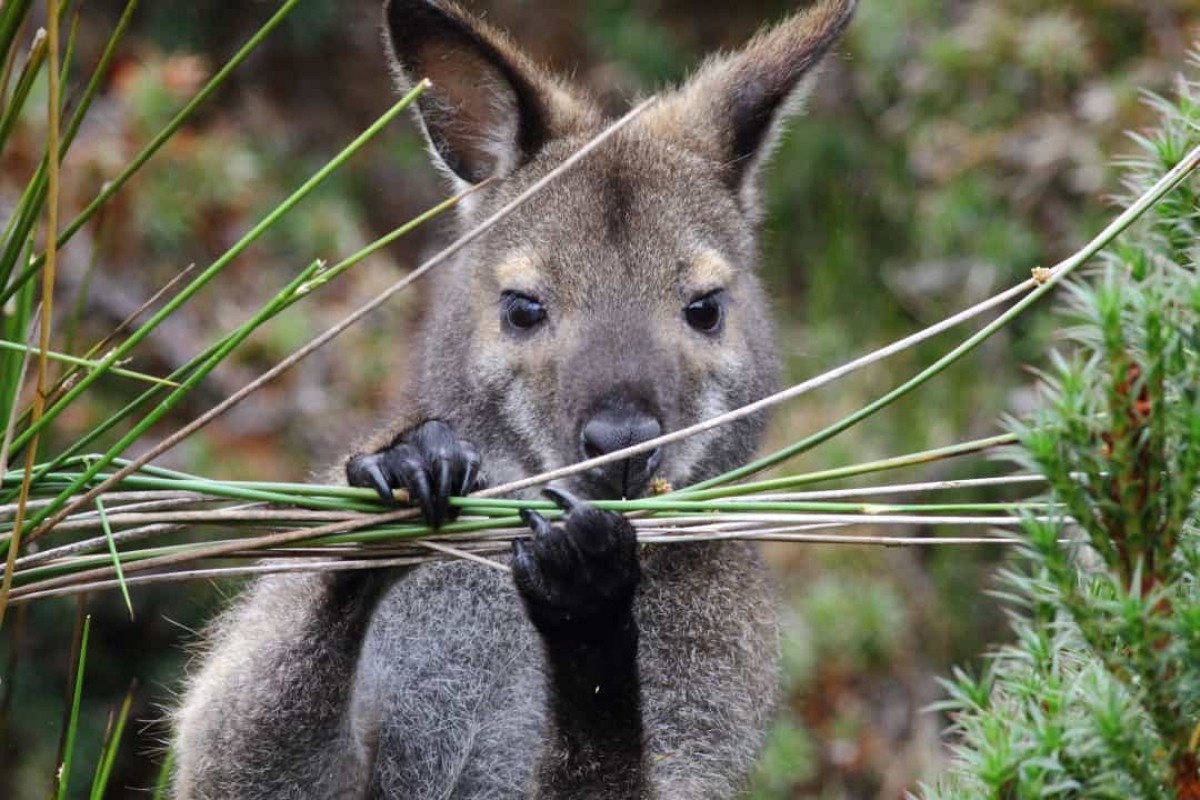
[574,447,665,501]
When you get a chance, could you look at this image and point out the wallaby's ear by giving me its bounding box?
[384,0,598,186]
[640,0,856,214]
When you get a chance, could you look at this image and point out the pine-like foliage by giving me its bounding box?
[920,60,1200,800]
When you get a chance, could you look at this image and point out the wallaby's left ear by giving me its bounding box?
[640,0,856,215]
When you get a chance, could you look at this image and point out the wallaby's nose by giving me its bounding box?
[580,410,663,498]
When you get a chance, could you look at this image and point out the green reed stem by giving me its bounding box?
[7,81,427,465]
[685,141,1200,493]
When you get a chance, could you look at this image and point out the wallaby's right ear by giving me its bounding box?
[639,0,856,216]
[384,0,598,186]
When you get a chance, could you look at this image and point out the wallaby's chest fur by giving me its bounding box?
[172,1,857,797]
[352,542,777,799]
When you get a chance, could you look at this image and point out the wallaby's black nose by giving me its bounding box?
[580,410,663,497]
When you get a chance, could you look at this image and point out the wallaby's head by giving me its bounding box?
[383,0,855,498]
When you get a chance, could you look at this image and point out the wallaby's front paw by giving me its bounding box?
[512,487,641,643]
[346,419,483,528]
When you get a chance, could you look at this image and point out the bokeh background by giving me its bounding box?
[2,0,1198,797]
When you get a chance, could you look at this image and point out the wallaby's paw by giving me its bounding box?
[345,419,483,528]
[512,487,641,642]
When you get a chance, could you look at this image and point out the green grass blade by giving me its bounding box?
[89,681,135,800]
[0,22,46,153]
[0,168,48,292]
[0,339,179,387]
[11,180,465,497]
[7,258,326,519]
[151,749,174,800]
[0,0,35,75]
[0,0,135,297]
[54,612,90,800]
[94,498,132,620]
[0,268,35,434]
[8,81,428,460]
[680,433,1019,499]
[27,0,303,274]
[60,0,138,159]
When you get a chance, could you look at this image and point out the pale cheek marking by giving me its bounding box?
[668,382,730,487]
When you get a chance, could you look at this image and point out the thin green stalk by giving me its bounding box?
[0,22,45,155]
[57,10,78,112]
[60,0,137,162]
[0,339,178,386]
[0,1,35,84]
[89,682,134,800]
[0,169,48,291]
[27,98,656,541]
[94,498,132,620]
[0,0,62,631]
[0,0,133,295]
[0,32,22,140]
[152,750,174,800]
[9,82,428,459]
[293,187,475,295]
[7,184,465,499]
[61,202,105,354]
[1,468,379,513]
[54,612,90,800]
[139,477,376,500]
[448,496,1030,515]
[681,433,1019,500]
[0,271,36,442]
[27,0,302,275]
[685,142,1200,493]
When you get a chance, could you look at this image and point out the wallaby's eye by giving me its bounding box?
[501,292,547,332]
[685,291,725,334]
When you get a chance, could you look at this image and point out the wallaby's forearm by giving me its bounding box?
[173,571,392,798]
[535,621,649,799]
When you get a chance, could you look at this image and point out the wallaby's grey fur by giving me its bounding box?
[172,1,857,797]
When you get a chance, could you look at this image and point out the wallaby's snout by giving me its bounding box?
[579,404,663,499]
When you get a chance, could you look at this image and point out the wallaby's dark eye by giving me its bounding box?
[685,291,725,334]
[501,292,547,331]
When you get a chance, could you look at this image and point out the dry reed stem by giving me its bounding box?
[6,523,1059,605]
[0,1,63,628]
[475,282,1033,499]
[0,309,39,481]
[474,141,1200,497]
[24,97,660,544]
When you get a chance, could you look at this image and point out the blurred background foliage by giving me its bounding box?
[1,0,1197,797]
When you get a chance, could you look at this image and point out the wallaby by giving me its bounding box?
[172,0,856,797]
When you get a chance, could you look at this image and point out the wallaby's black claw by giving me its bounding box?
[434,458,454,529]
[519,508,554,538]
[460,444,482,495]
[400,461,436,528]
[512,538,547,599]
[542,485,583,514]
[346,455,397,505]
